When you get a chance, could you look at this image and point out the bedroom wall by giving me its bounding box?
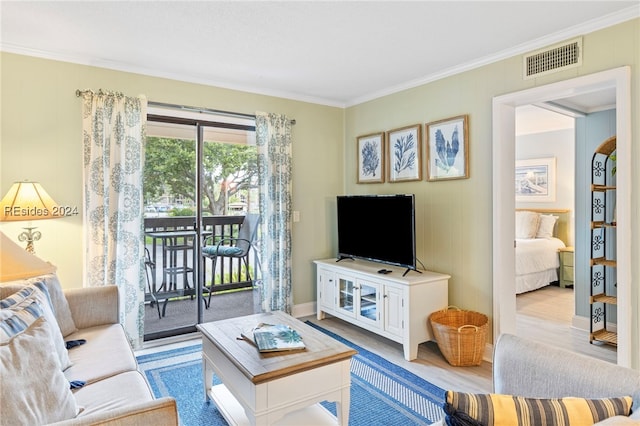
[575,110,617,325]
[344,17,639,358]
[516,127,576,245]
[0,52,345,309]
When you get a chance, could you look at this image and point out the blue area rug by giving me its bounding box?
[136,322,445,425]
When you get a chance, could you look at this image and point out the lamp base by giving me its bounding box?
[17,226,42,254]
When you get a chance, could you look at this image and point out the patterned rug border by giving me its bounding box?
[136,322,446,425]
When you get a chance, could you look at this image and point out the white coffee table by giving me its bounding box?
[197,311,356,425]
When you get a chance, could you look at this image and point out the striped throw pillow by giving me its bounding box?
[444,391,633,426]
[0,299,43,342]
[0,281,71,369]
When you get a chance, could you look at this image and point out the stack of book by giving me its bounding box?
[242,323,306,353]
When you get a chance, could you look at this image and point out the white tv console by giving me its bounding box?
[314,258,449,361]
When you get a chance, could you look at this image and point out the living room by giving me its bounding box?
[1,2,640,425]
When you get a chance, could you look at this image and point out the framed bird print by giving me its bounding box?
[357,132,385,183]
[387,124,422,182]
[426,115,469,181]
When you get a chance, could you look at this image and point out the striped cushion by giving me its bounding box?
[0,301,80,424]
[0,281,71,369]
[0,299,43,342]
[444,391,633,426]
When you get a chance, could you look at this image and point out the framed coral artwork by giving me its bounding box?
[357,132,385,183]
[426,115,469,181]
[387,124,422,182]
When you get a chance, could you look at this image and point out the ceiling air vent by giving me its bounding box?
[523,38,582,79]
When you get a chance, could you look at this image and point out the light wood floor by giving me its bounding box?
[304,284,617,393]
[138,284,617,395]
[515,285,617,363]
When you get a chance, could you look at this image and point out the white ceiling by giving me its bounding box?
[1,1,638,108]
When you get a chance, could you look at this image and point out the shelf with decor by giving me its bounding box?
[589,135,617,347]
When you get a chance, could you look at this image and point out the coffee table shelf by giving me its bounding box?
[197,311,356,426]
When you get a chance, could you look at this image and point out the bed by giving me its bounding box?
[515,209,570,294]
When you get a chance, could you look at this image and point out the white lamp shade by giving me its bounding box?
[0,181,60,221]
[0,231,56,281]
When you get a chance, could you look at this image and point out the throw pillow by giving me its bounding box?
[0,281,71,370]
[0,273,77,336]
[536,214,559,239]
[515,211,540,239]
[0,300,80,424]
[444,391,633,426]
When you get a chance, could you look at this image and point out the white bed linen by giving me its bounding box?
[515,237,566,294]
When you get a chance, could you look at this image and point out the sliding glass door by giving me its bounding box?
[143,107,258,340]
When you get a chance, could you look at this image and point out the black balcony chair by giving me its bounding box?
[144,247,162,319]
[201,213,260,309]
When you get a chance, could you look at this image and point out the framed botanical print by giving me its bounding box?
[426,115,469,181]
[357,132,385,183]
[387,124,422,182]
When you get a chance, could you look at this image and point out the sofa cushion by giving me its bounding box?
[0,301,80,424]
[444,391,633,426]
[72,370,154,418]
[64,324,137,385]
[0,273,77,336]
[0,280,71,370]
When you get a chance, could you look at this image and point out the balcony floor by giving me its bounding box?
[143,288,258,337]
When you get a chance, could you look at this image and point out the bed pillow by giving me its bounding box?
[0,281,71,370]
[444,391,633,426]
[536,214,559,239]
[0,300,80,424]
[515,211,540,239]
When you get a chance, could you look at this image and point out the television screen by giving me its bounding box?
[337,194,416,271]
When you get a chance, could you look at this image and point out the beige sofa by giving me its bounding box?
[436,333,640,425]
[0,274,178,426]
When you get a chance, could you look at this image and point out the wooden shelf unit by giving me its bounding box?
[589,135,617,347]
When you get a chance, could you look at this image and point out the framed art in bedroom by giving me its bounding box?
[425,115,469,181]
[357,132,385,183]
[515,157,556,202]
[387,124,422,182]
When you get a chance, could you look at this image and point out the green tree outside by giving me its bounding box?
[144,137,257,215]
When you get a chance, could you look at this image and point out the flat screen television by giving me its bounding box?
[336,194,418,275]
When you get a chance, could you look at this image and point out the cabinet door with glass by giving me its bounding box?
[356,279,381,328]
[336,274,357,318]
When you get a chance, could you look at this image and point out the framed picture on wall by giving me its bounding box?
[426,115,469,181]
[387,124,422,182]
[515,157,557,202]
[357,132,385,183]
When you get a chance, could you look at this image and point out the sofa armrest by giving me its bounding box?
[493,334,640,401]
[64,286,119,329]
[47,397,178,426]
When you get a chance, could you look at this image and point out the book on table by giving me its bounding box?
[242,323,306,353]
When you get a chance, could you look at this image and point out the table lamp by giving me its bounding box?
[0,181,61,254]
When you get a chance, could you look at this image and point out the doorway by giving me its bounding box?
[492,67,632,366]
[143,106,260,340]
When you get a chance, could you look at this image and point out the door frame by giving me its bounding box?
[492,67,632,366]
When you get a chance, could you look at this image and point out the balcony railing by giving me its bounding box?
[144,215,259,304]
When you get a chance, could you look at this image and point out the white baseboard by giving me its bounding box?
[292,301,316,318]
[572,315,617,333]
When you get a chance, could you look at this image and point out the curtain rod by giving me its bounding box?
[148,101,296,125]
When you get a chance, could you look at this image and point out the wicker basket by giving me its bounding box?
[429,306,488,366]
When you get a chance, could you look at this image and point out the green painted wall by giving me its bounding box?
[0,52,344,308]
[344,19,639,359]
[1,18,639,365]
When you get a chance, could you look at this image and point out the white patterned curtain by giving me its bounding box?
[79,89,147,348]
[255,112,293,313]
